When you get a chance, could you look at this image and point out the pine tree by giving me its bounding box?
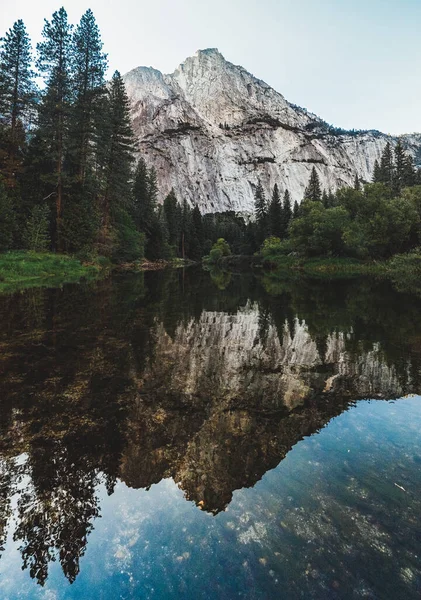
[403,154,416,188]
[0,20,35,130]
[354,174,360,191]
[163,189,179,251]
[36,8,73,249]
[394,140,406,194]
[132,158,155,233]
[0,20,36,186]
[254,180,268,245]
[147,167,158,215]
[254,181,267,221]
[304,167,322,202]
[146,205,171,260]
[379,142,394,188]
[282,189,292,233]
[180,198,192,258]
[293,200,300,219]
[100,70,136,227]
[268,183,283,237]
[70,9,107,183]
[190,205,204,259]
[372,159,381,183]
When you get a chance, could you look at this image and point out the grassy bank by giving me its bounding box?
[0,251,107,293]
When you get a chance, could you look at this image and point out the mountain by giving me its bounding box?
[123,48,421,213]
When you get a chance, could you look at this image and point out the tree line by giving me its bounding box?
[254,142,421,260]
[0,8,226,262]
[2,9,421,264]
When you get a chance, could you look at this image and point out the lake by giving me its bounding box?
[0,267,420,599]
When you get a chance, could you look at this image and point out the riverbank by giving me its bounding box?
[0,252,198,294]
[0,251,108,293]
[115,257,196,272]
[209,252,421,294]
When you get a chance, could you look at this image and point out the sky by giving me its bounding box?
[2,0,421,135]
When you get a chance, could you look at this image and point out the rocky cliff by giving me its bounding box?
[123,48,421,213]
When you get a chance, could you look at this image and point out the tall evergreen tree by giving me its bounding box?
[70,9,107,183]
[100,70,136,227]
[373,159,381,183]
[304,167,322,202]
[0,20,35,130]
[133,158,154,232]
[190,205,204,259]
[36,8,73,248]
[0,20,36,186]
[379,142,394,188]
[268,183,283,237]
[163,189,180,251]
[354,174,361,191]
[394,140,406,194]
[254,181,267,221]
[282,189,292,233]
[180,198,192,258]
[393,141,415,192]
[293,200,300,219]
[254,180,268,245]
[403,154,416,188]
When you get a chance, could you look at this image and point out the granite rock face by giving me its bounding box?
[123,48,421,212]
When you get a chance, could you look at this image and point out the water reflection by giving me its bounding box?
[0,269,420,588]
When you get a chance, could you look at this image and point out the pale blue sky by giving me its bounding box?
[2,0,420,134]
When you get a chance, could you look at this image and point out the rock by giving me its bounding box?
[123,48,421,213]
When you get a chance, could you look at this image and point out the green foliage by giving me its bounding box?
[254,181,268,245]
[268,184,283,238]
[101,70,136,222]
[163,189,180,250]
[0,183,15,251]
[0,251,102,293]
[36,7,74,245]
[69,9,107,182]
[260,236,291,259]
[289,201,350,257]
[22,204,50,252]
[386,249,421,294]
[206,238,231,264]
[275,182,421,261]
[190,205,205,259]
[209,247,223,263]
[304,167,322,202]
[61,192,99,255]
[132,158,154,233]
[0,19,36,127]
[113,208,144,262]
[373,141,416,195]
[282,189,292,232]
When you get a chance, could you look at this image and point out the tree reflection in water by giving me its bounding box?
[0,268,419,584]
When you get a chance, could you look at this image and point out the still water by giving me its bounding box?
[0,268,420,599]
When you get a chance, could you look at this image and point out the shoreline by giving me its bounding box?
[0,252,197,294]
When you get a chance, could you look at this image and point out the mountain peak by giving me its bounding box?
[123,49,421,214]
[195,48,223,58]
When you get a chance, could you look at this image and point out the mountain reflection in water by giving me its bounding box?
[0,268,420,592]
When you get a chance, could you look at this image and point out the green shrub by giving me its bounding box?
[23,204,50,252]
[205,238,231,264]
